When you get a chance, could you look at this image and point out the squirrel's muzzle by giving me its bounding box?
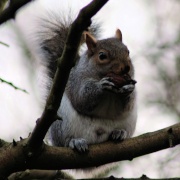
[112,63,130,75]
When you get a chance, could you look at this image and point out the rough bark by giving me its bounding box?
[0,123,180,179]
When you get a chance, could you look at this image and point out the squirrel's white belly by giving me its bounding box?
[59,93,137,145]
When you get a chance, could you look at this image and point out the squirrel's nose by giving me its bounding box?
[117,65,130,75]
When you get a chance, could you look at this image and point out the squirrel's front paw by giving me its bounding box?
[109,129,127,141]
[99,77,117,91]
[118,84,135,94]
[69,138,88,152]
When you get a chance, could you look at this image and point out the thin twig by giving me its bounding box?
[0,77,28,94]
[0,41,9,47]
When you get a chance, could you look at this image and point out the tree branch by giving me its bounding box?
[23,123,180,170]
[0,123,180,178]
[0,139,9,148]
[0,0,8,14]
[0,77,28,93]
[27,0,109,150]
[0,0,33,25]
[0,41,9,47]
[8,169,73,180]
[8,172,180,180]
[0,1,109,178]
[1,0,179,179]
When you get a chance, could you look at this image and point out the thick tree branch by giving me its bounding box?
[22,123,180,170]
[0,0,33,25]
[0,123,180,178]
[8,172,180,180]
[8,169,73,180]
[27,0,109,150]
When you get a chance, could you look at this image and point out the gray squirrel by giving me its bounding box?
[39,17,137,152]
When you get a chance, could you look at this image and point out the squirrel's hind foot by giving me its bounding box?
[109,129,127,141]
[69,138,89,152]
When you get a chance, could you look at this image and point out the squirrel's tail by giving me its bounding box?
[38,13,72,80]
[37,12,101,81]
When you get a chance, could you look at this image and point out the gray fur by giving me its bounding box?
[40,18,137,152]
[49,38,137,152]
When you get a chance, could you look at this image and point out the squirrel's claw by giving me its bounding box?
[100,77,118,92]
[100,77,115,89]
[110,129,127,141]
[69,138,88,152]
[118,84,135,94]
[100,78,135,94]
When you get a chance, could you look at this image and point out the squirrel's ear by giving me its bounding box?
[115,29,122,42]
[84,32,97,53]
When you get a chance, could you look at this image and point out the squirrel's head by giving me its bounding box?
[84,29,134,78]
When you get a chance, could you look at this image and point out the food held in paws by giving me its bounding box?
[106,73,137,88]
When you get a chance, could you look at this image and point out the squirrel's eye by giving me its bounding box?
[99,52,107,60]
